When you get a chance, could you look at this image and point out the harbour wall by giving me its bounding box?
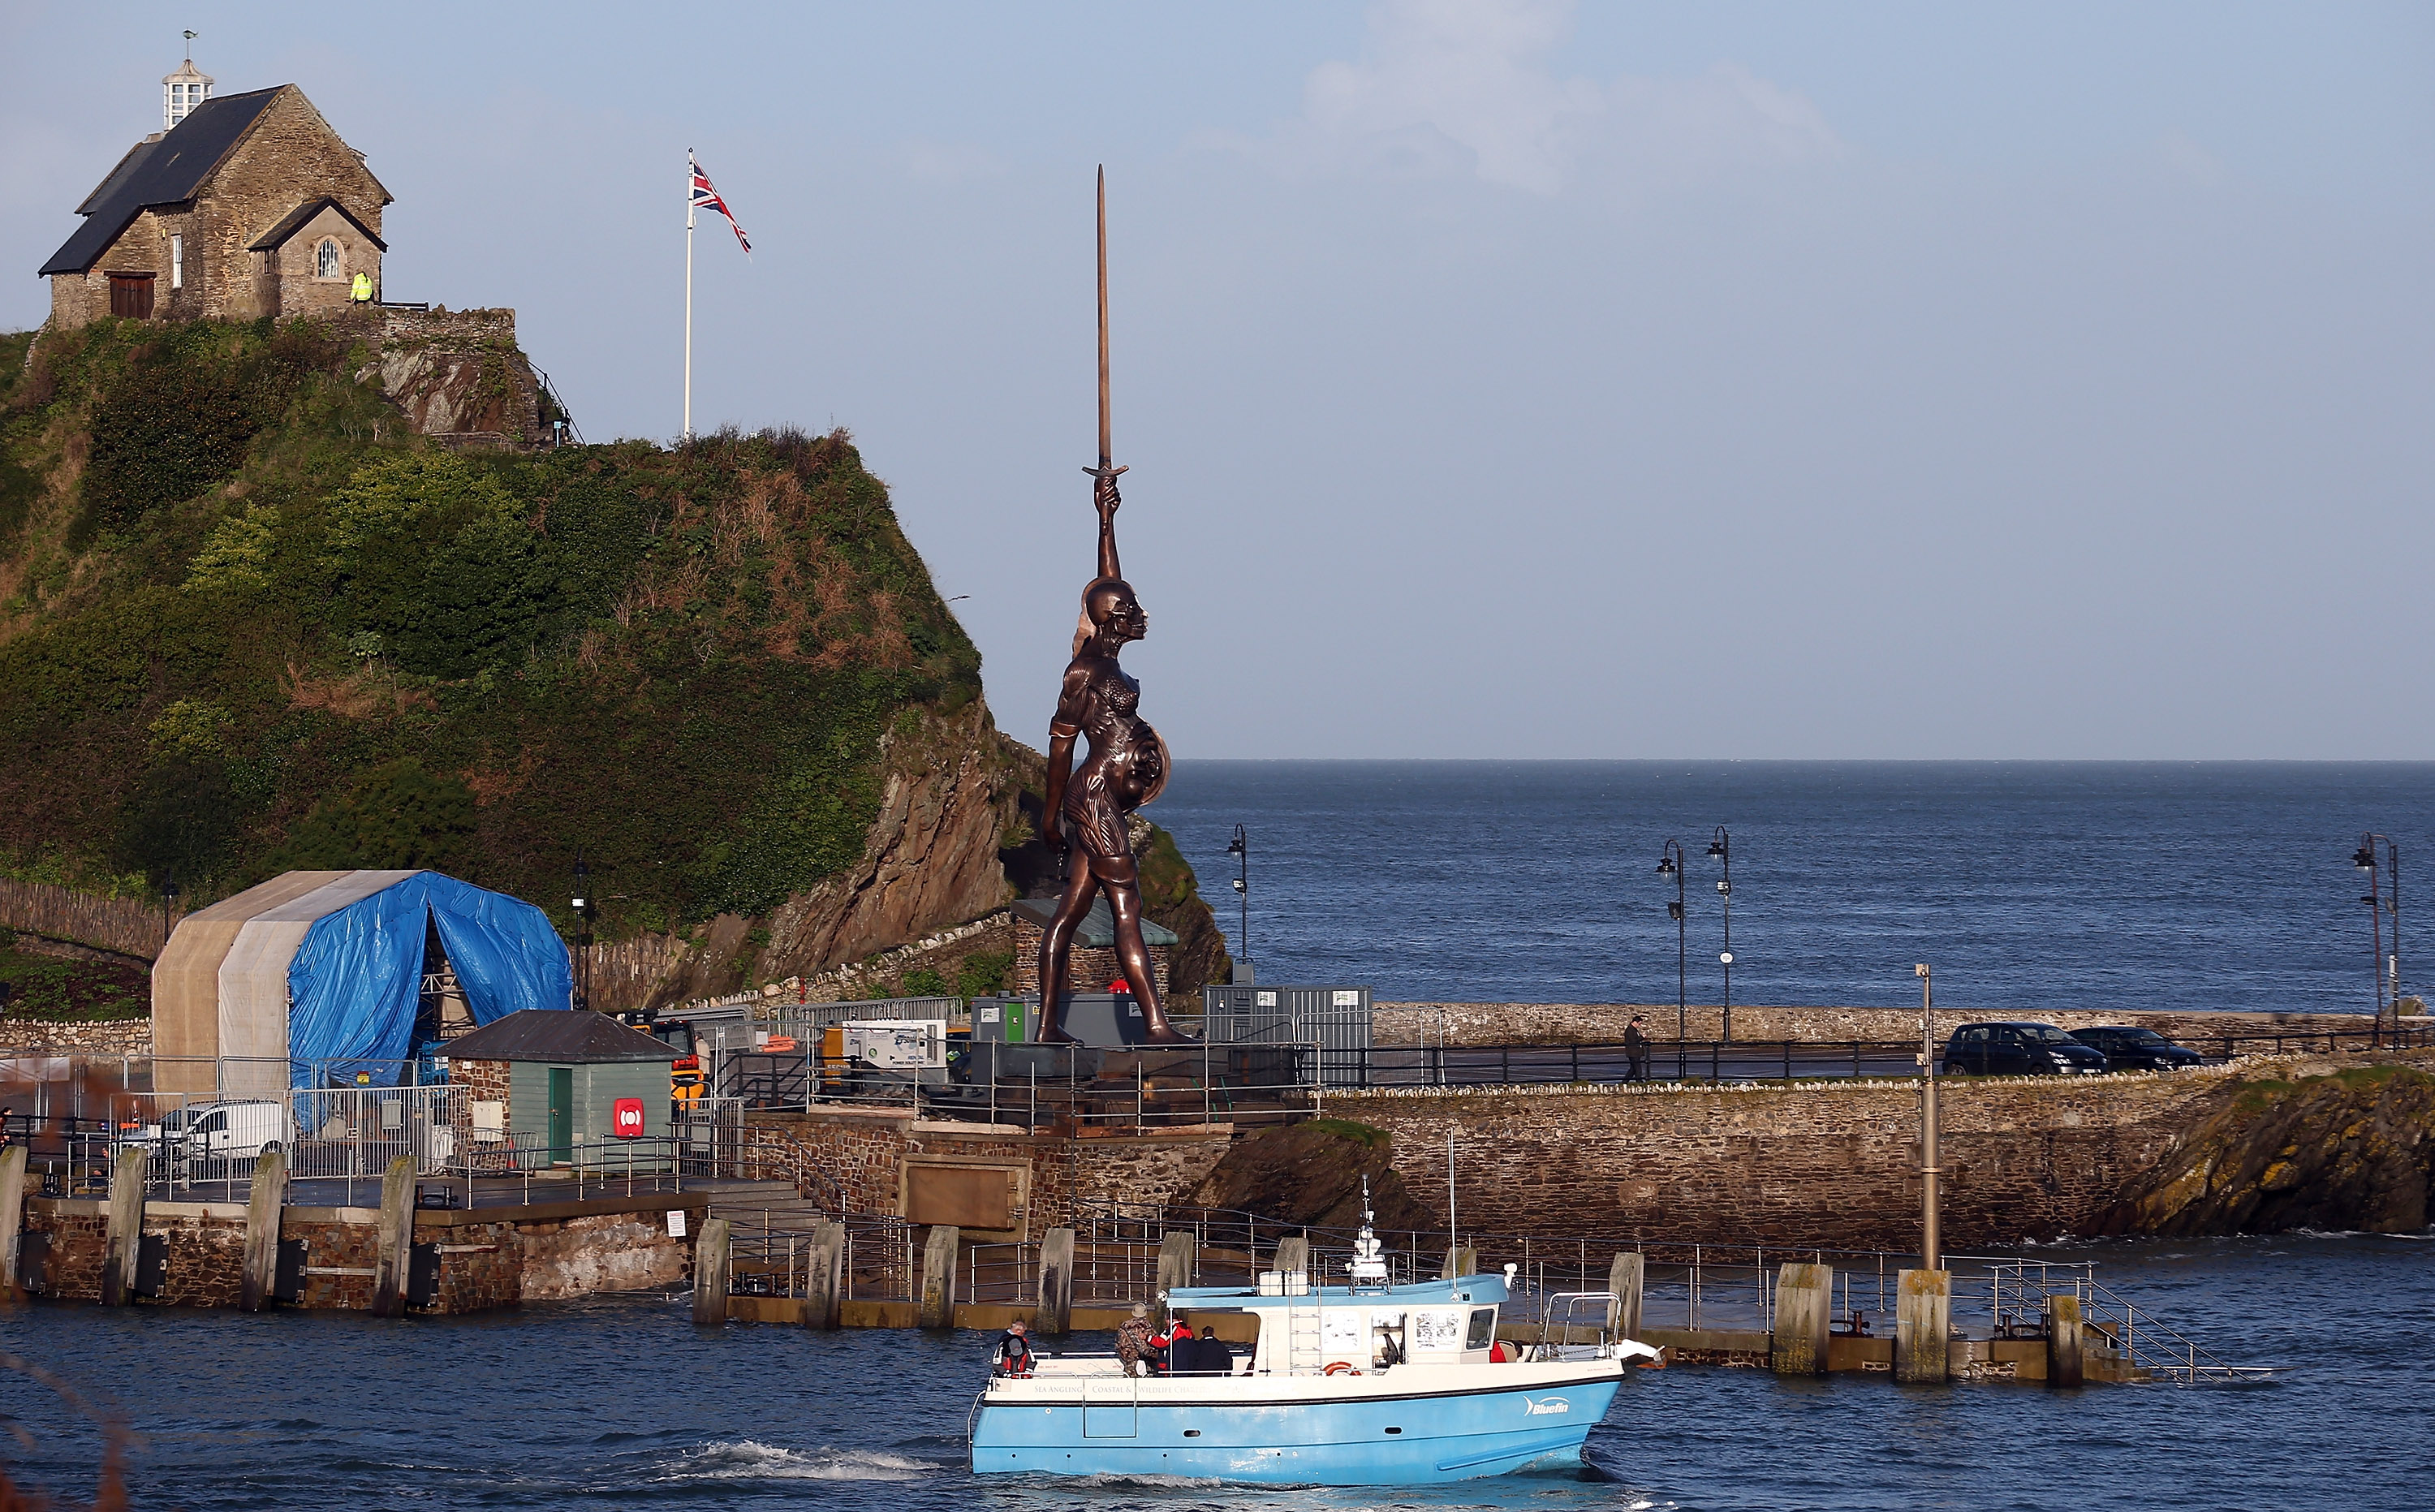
[1373,1002,2377,1048]
[744,1108,1233,1234]
[1325,1058,2347,1252]
[15,1191,701,1313]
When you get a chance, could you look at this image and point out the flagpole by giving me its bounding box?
[683,149,696,442]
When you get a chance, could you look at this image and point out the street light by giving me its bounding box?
[1657,841,1687,1062]
[2354,834,2400,1041]
[1225,825,1251,984]
[161,868,180,954]
[1707,826,1734,1044]
[571,855,595,1013]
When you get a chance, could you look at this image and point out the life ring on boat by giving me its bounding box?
[1323,1361,1360,1376]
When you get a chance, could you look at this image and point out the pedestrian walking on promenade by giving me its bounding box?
[1625,1014,1649,1082]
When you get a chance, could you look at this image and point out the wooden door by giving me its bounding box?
[108,274,154,319]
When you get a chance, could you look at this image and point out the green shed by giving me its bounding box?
[443,1009,679,1171]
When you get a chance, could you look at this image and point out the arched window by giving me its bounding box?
[316,239,341,279]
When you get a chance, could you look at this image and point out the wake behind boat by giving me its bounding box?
[968,1215,1657,1484]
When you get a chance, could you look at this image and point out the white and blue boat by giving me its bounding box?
[970,1219,1657,1484]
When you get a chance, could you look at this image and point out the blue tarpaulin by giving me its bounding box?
[285,872,572,1088]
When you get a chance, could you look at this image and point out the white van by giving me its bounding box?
[119,1101,294,1160]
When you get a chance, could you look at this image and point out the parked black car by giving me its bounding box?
[1941,1022,2110,1076]
[2067,1026,2204,1072]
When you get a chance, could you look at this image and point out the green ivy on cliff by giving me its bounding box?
[0,319,981,944]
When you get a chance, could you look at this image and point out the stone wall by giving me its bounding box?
[0,1018,150,1055]
[744,1106,1233,1234]
[15,1193,701,1313]
[1324,1059,2348,1251]
[369,308,541,443]
[1006,915,1171,1002]
[1373,1001,2380,1049]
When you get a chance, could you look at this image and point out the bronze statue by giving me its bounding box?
[1033,169,1190,1045]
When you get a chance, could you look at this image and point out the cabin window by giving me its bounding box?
[317,239,341,279]
[170,235,183,290]
[1466,1307,1497,1350]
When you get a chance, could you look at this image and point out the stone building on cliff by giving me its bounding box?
[40,62,390,329]
[34,55,562,449]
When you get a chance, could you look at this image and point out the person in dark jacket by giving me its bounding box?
[991,1320,1035,1377]
[1624,1014,1649,1082]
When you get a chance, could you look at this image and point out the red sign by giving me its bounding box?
[611,1098,645,1138]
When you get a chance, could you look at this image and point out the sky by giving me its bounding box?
[4,2,2431,759]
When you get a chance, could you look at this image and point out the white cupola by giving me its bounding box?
[164,57,213,130]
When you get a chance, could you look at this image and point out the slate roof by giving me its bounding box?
[444,1009,679,1065]
[249,196,386,252]
[40,86,286,276]
[1010,896,1180,948]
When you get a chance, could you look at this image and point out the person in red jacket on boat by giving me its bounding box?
[1149,1317,1195,1374]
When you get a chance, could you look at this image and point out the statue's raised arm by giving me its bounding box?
[1093,469,1123,584]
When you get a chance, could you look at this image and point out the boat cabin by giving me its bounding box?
[1166,1273,1511,1376]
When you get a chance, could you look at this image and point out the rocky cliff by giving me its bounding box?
[2098,1058,2435,1236]
[1178,1118,1439,1234]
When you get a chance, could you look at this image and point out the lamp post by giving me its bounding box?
[1225,825,1250,984]
[2353,834,2400,1041]
[1706,826,1734,1044]
[571,856,595,1013]
[160,869,180,954]
[1916,963,1941,1273]
[1657,841,1687,1062]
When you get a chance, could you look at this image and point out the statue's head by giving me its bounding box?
[1084,576,1147,646]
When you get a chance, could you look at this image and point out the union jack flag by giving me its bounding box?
[689,153,750,254]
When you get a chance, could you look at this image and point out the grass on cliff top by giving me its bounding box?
[0,946,149,1022]
[1303,1118,1391,1148]
[0,318,980,942]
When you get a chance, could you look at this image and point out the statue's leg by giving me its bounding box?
[1034,859,1099,1044]
[1103,875,1189,1044]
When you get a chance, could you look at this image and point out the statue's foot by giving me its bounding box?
[1034,1028,1082,1045]
[1141,1024,1196,1045]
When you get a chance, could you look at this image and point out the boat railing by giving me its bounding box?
[1529,1290,1622,1360]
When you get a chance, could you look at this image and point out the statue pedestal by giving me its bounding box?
[1053,992,1149,1048]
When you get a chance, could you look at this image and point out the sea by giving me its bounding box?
[1152,761,2435,1017]
[4,761,2432,1507]
[2,1235,2428,1510]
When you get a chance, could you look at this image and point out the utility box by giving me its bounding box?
[1201,984,1373,1087]
[972,997,1028,1044]
[1057,992,1148,1048]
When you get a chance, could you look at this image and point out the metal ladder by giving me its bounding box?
[1283,1290,1324,1376]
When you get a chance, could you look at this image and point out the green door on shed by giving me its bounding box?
[547,1066,574,1162]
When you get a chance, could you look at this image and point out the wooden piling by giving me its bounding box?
[1894,1268,1951,1384]
[1154,1230,1196,1320]
[1771,1261,1833,1376]
[2045,1292,2084,1388]
[918,1225,959,1329]
[692,1217,731,1325]
[1440,1246,1479,1281]
[802,1221,845,1330]
[1606,1251,1644,1338]
[1271,1235,1309,1281]
[1037,1226,1075,1337]
[101,1145,148,1307]
[240,1148,288,1312]
[368,1155,416,1317]
[0,1144,26,1303]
